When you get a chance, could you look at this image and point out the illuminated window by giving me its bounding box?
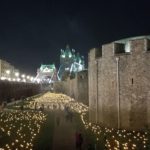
[125,42,131,53]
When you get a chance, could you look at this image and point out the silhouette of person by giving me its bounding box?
[56,116,60,126]
[75,132,83,150]
[78,133,83,150]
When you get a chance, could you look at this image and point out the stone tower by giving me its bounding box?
[88,35,150,130]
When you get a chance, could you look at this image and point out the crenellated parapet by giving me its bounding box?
[88,48,102,62]
[89,36,150,62]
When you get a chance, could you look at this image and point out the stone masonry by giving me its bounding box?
[53,70,88,106]
[0,81,41,104]
[89,36,150,130]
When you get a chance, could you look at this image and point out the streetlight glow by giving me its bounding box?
[15,72,19,77]
[6,70,10,75]
[21,74,25,78]
[17,78,21,82]
[0,77,6,80]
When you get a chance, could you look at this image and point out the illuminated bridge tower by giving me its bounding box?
[35,64,57,83]
[58,45,85,80]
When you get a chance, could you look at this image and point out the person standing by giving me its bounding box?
[75,132,83,150]
[56,116,60,126]
[78,133,83,150]
[75,131,79,149]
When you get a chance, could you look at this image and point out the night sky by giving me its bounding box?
[0,0,150,75]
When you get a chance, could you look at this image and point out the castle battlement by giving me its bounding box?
[89,36,150,62]
[88,48,102,62]
[113,38,150,55]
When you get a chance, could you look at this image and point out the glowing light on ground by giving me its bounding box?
[0,92,149,149]
[0,111,46,150]
[28,92,149,150]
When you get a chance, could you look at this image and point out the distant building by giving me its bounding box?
[35,64,58,83]
[58,45,85,80]
[0,59,19,80]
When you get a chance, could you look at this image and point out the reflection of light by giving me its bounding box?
[27,76,30,79]
[12,78,16,81]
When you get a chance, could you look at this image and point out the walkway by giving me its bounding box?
[31,92,89,149]
[52,110,76,150]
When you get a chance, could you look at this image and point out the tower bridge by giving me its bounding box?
[35,45,85,83]
[35,64,58,83]
[57,45,85,80]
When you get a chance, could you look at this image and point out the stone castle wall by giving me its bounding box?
[0,81,41,104]
[89,37,150,130]
[53,70,88,105]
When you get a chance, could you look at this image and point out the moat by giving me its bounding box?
[0,92,149,150]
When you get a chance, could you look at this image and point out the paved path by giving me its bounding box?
[52,110,77,150]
